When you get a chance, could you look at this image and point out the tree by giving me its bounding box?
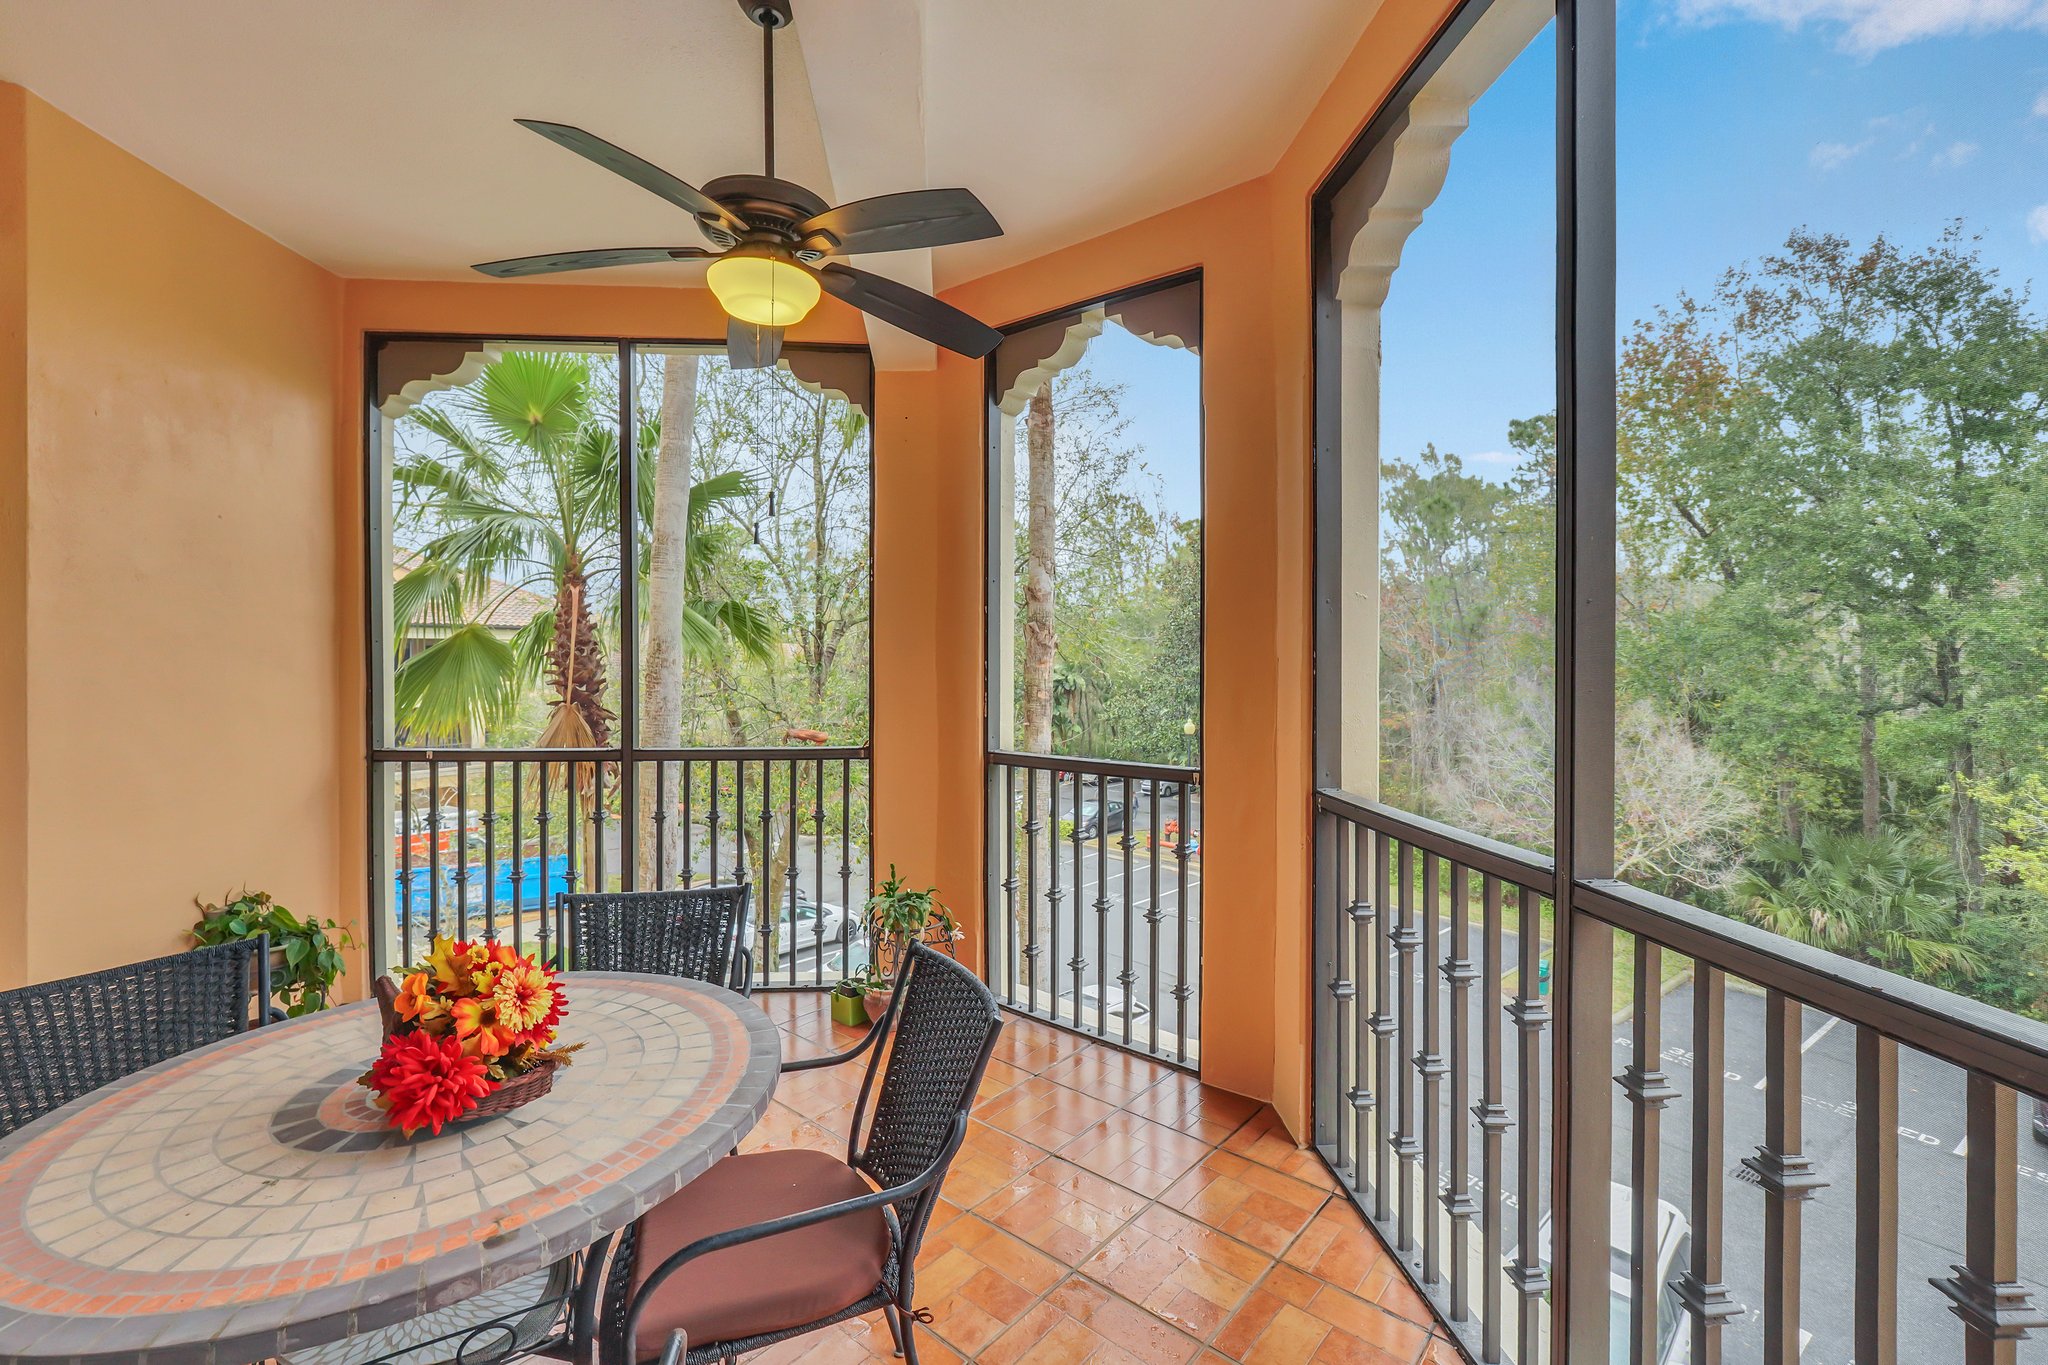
[1732,828,1981,980]
[637,352,701,886]
[1022,379,1058,756]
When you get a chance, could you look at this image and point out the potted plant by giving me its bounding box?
[829,969,877,1028]
[862,866,958,1022]
[192,890,355,1018]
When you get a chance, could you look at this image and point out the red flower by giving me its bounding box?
[367,1029,494,1136]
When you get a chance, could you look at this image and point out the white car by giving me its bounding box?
[393,806,481,836]
[1056,982,1152,1023]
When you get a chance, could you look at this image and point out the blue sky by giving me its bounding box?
[1377,0,2048,480]
[1083,0,2048,503]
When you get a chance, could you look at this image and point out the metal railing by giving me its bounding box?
[1313,787,2048,1365]
[371,746,871,988]
[984,751,1201,1066]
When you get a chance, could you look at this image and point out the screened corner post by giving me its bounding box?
[978,272,1206,1068]
[362,333,877,990]
[1551,0,1617,1359]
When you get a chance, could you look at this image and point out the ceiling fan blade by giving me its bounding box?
[813,263,1003,358]
[514,120,749,239]
[796,189,1003,257]
[727,318,785,370]
[472,247,715,278]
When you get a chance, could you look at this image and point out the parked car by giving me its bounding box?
[1056,983,1151,1023]
[743,893,853,961]
[1074,800,1125,840]
[393,806,481,836]
[2032,1096,2048,1144]
[1535,1182,1722,1365]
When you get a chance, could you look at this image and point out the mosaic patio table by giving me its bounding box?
[0,972,780,1365]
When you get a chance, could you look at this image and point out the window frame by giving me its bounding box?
[977,270,1207,770]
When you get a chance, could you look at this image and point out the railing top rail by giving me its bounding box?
[1578,878,2048,1097]
[1315,788,1554,888]
[1316,784,2048,1097]
[374,744,872,763]
[988,749,1200,783]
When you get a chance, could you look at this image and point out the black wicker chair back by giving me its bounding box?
[0,938,269,1137]
[595,941,1002,1365]
[559,887,753,993]
[849,941,1003,1202]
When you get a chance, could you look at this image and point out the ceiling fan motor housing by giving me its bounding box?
[698,174,830,256]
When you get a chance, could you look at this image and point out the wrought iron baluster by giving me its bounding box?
[1934,1072,2047,1363]
[1173,777,1193,1066]
[1476,873,1508,1364]
[427,757,444,944]
[1315,812,1346,1173]
[398,759,415,969]
[1854,1025,1898,1365]
[1026,767,1043,1013]
[1070,772,1086,1032]
[1620,940,1677,1365]
[1371,829,1395,1223]
[1391,842,1420,1254]
[1000,764,1017,1006]
[510,762,526,953]
[1743,990,1826,1365]
[1118,776,1136,1047]
[1147,776,1162,1056]
[1350,823,1376,1205]
[707,760,721,885]
[1676,966,1737,1365]
[1509,884,1549,1365]
[483,760,497,943]
[1418,851,1444,1286]
[452,761,470,937]
[1443,861,1478,1323]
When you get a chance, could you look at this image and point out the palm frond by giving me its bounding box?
[390,556,469,645]
[392,623,519,744]
[467,351,590,452]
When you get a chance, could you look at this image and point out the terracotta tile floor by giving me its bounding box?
[738,994,1459,1365]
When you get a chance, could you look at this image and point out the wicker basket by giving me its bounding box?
[465,1058,558,1118]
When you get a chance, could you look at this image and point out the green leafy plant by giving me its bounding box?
[864,865,958,982]
[192,890,354,1017]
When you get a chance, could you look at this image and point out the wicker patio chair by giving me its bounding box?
[0,937,270,1138]
[591,940,1004,1365]
[558,886,754,994]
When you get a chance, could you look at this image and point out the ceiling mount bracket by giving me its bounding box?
[737,0,792,29]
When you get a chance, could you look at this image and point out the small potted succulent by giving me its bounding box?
[830,967,880,1028]
[861,867,958,1022]
[192,890,354,1018]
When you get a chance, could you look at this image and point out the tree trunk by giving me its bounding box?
[1022,380,1058,754]
[636,354,700,887]
[1859,659,1881,839]
[1021,381,1059,1005]
[808,400,830,722]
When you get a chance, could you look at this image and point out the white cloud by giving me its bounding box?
[2030,204,2048,244]
[1810,139,1872,170]
[2034,88,2048,117]
[1672,0,2048,53]
[1932,140,1981,167]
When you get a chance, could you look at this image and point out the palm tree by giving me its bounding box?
[1733,827,1983,980]
[390,350,774,750]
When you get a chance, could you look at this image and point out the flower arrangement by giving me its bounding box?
[361,936,579,1136]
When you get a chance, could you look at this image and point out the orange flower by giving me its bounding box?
[449,995,519,1057]
[392,971,449,1032]
[425,936,476,995]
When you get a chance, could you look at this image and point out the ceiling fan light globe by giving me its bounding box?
[707,252,820,328]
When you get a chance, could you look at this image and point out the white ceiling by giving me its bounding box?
[0,0,1377,363]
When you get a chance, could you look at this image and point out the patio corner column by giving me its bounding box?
[0,83,28,992]
[870,360,986,973]
[1551,0,1620,1360]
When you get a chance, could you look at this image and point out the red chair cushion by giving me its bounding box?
[630,1148,893,1356]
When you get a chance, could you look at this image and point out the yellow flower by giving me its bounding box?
[491,958,559,1038]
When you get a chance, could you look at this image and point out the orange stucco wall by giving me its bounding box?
[0,0,1453,1139]
[0,86,345,987]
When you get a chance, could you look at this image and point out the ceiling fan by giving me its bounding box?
[473,0,1005,370]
